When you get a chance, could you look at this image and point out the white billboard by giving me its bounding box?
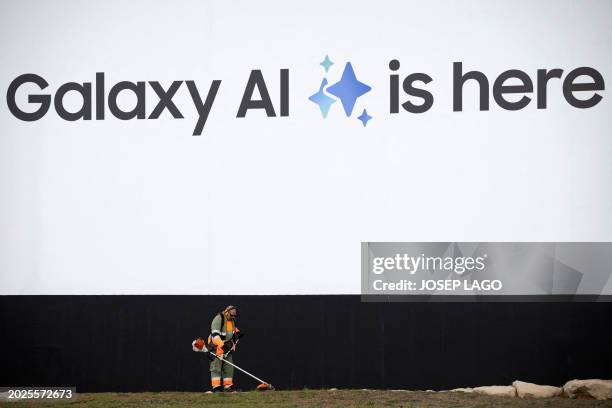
[1,0,611,294]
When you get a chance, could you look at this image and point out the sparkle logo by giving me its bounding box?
[308,55,373,127]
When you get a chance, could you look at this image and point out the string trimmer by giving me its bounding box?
[193,337,274,391]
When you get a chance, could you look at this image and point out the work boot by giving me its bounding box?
[212,386,223,393]
[224,385,234,392]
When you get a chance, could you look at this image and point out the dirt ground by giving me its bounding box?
[2,390,612,408]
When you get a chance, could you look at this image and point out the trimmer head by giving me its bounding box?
[256,383,274,391]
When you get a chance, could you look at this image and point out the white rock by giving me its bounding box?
[473,385,517,397]
[563,379,612,400]
[450,388,474,393]
[512,380,562,398]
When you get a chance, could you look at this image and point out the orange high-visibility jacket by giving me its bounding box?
[209,312,239,348]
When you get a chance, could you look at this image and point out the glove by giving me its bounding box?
[222,341,234,354]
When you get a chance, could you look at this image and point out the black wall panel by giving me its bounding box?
[1,296,611,391]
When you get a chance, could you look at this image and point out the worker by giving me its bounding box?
[208,305,242,392]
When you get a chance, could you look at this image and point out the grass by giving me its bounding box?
[2,390,612,408]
